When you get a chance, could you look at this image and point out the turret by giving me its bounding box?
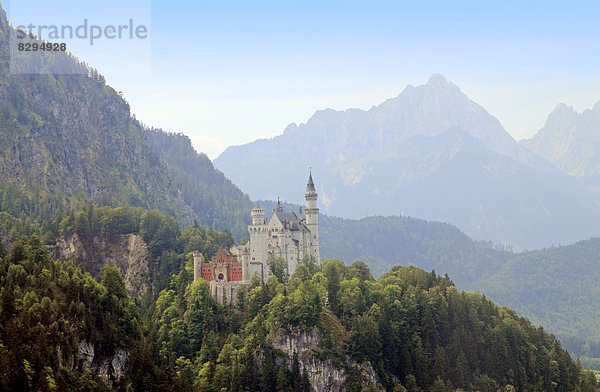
[305,171,317,210]
[304,170,320,261]
[193,251,203,282]
[275,197,284,213]
[251,203,265,225]
[248,202,267,275]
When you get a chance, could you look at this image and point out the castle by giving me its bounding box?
[193,171,321,305]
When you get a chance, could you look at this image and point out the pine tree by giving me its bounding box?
[301,367,311,392]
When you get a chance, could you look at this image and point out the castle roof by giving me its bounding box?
[217,248,234,257]
[306,171,316,193]
[272,210,310,232]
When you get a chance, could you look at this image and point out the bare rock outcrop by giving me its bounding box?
[270,327,383,392]
[53,232,151,296]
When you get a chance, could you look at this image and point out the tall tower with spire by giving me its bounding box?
[305,170,320,261]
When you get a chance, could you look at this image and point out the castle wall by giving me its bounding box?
[210,281,249,306]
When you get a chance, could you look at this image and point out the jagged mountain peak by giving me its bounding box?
[376,74,467,110]
[427,73,448,84]
[546,103,577,122]
[416,73,462,94]
[523,99,600,176]
[214,76,574,249]
[0,2,7,27]
[533,103,578,134]
[282,122,299,135]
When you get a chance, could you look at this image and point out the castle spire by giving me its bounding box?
[306,169,316,193]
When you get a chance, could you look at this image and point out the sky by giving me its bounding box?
[5,0,600,159]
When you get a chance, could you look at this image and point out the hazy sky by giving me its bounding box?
[6,0,600,159]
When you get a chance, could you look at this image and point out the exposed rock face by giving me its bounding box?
[53,233,151,296]
[270,328,383,392]
[77,341,128,385]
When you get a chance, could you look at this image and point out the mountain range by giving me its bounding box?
[215,75,600,250]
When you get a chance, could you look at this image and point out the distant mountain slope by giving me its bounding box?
[471,237,600,340]
[327,129,600,249]
[215,76,549,205]
[144,129,252,238]
[215,78,600,248]
[319,214,508,283]
[0,4,251,235]
[521,102,600,177]
[470,237,600,367]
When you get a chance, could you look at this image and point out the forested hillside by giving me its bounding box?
[1,237,597,392]
[0,204,235,297]
[144,128,253,239]
[0,4,251,237]
[0,237,140,390]
[1,0,600,387]
[319,215,507,284]
[247,201,600,370]
[469,238,600,370]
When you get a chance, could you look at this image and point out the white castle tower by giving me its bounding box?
[229,171,320,283]
[304,171,320,261]
[249,203,268,271]
[251,203,265,225]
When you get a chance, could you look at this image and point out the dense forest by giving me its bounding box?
[470,238,600,371]
[1,235,598,391]
[0,237,139,391]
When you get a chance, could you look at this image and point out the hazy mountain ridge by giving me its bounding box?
[239,75,547,169]
[216,76,553,203]
[468,236,600,368]
[472,236,600,340]
[522,101,600,177]
[215,80,600,248]
[254,198,509,283]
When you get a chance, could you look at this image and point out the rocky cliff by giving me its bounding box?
[270,327,383,392]
[76,342,128,386]
[53,233,151,296]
